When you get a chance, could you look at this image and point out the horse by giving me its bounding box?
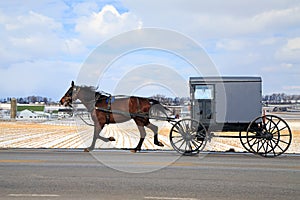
[60,81,168,152]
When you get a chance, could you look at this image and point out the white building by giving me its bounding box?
[17,109,50,120]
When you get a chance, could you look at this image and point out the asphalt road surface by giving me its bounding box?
[1,149,299,200]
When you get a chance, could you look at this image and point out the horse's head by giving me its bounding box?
[60,81,77,107]
[60,81,97,110]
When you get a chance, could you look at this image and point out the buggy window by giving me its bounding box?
[194,85,214,100]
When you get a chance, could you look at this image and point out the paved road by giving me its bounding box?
[1,150,300,200]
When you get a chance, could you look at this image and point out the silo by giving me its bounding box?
[10,98,17,120]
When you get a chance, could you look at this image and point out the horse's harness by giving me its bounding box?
[95,92,143,124]
[71,86,144,124]
[104,94,113,124]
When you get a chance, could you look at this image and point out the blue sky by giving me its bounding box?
[0,0,300,100]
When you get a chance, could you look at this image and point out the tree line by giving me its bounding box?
[150,94,190,106]
[1,93,299,105]
[263,93,300,103]
[0,96,53,104]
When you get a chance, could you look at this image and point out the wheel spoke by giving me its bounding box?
[198,128,206,136]
[275,143,285,152]
[174,122,185,135]
[182,120,189,133]
[266,140,274,151]
[175,123,185,135]
[258,140,266,152]
[173,138,184,145]
[274,126,288,134]
[247,137,256,143]
[256,141,261,152]
[191,140,200,149]
[273,138,290,145]
[172,135,183,138]
[269,140,276,156]
[249,138,259,148]
[172,129,179,133]
[178,140,186,150]
[264,141,269,154]
[263,119,270,130]
[270,120,280,133]
[184,141,188,152]
[188,141,193,151]
[268,118,272,132]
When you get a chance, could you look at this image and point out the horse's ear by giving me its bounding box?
[71,81,74,87]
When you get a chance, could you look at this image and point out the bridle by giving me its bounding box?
[72,86,81,102]
[63,85,80,108]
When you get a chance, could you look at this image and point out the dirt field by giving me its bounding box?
[0,119,299,153]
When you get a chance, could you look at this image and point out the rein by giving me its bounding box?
[78,114,94,126]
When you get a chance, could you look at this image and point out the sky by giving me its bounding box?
[0,0,300,101]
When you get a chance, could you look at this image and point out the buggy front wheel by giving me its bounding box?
[169,119,207,155]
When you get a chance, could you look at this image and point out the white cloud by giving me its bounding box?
[5,10,62,31]
[283,85,300,91]
[62,38,88,55]
[0,2,144,98]
[275,37,300,62]
[252,6,300,32]
[0,0,300,98]
[123,0,300,38]
[260,37,280,45]
[0,60,80,100]
[72,1,99,16]
[261,62,297,75]
[75,5,142,44]
[0,10,65,62]
[0,8,91,66]
[285,38,300,50]
[281,63,294,69]
[216,39,248,51]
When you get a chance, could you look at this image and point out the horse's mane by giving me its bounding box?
[78,85,98,93]
[78,85,110,101]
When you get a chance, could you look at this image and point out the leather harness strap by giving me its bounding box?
[136,97,141,114]
[96,96,148,124]
[105,96,112,124]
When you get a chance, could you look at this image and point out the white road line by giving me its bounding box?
[144,197,198,200]
[8,194,60,197]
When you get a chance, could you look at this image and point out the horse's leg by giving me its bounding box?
[131,125,146,153]
[84,125,102,152]
[84,124,115,152]
[147,123,164,147]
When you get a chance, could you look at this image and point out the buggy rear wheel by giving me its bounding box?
[245,115,292,157]
[169,119,207,155]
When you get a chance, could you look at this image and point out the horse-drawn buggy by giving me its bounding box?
[170,77,292,157]
[60,77,292,157]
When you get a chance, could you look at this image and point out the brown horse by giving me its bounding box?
[60,81,168,152]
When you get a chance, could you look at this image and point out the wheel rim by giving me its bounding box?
[239,131,254,153]
[246,115,292,157]
[170,119,207,155]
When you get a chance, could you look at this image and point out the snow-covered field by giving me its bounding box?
[0,119,174,150]
[0,118,299,153]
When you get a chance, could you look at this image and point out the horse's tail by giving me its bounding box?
[148,99,171,117]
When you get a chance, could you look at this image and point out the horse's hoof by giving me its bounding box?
[109,137,116,141]
[84,148,90,152]
[130,148,141,153]
[130,149,137,153]
[154,141,164,147]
